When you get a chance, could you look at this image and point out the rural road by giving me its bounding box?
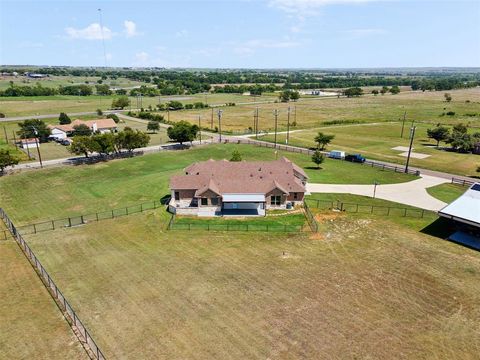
[307,175,450,211]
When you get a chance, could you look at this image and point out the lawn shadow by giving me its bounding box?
[160,194,171,205]
[305,166,323,170]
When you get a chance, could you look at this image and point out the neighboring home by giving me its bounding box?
[19,138,39,149]
[169,157,308,216]
[438,183,480,250]
[48,118,118,140]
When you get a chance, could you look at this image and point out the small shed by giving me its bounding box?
[19,138,39,149]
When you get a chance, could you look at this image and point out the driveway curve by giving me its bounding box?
[306,174,449,211]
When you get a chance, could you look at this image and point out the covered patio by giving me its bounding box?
[221,194,266,217]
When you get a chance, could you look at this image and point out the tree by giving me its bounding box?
[290,91,300,101]
[380,86,389,95]
[167,121,199,145]
[389,85,400,95]
[92,133,116,155]
[147,121,160,133]
[0,149,19,173]
[97,109,103,116]
[106,114,120,123]
[343,87,363,97]
[372,89,379,96]
[427,126,450,147]
[68,136,99,158]
[58,112,71,125]
[314,132,335,150]
[72,124,92,137]
[311,150,325,169]
[279,90,291,102]
[17,119,51,142]
[116,129,150,152]
[167,100,184,110]
[444,93,452,102]
[446,123,473,152]
[95,84,111,96]
[111,96,130,109]
[230,150,242,162]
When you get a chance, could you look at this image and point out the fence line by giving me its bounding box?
[230,138,420,176]
[15,199,165,236]
[451,177,476,187]
[306,199,437,218]
[0,207,106,360]
[303,201,319,232]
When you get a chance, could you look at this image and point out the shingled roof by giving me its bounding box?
[170,157,307,196]
[48,118,117,133]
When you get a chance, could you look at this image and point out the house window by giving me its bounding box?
[293,192,298,200]
[201,198,208,206]
[174,192,180,201]
[271,195,281,206]
[211,197,218,205]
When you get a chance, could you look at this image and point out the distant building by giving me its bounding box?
[48,118,118,140]
[26,72,47,78]
[19,138,39,149]
[169,157,308,217]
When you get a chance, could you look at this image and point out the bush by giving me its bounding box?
[106,114,120,123]
[446,111,456,116]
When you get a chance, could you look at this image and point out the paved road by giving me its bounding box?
[307,174,449,211]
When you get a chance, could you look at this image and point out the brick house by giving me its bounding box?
[48,119,118,140]
[169,157,308,216]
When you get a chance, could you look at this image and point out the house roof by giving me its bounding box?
[438,183,480,227]
[170,157,307,196]
[48,118,117,133]
[19,138,39,144]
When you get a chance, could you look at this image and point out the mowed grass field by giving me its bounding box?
[0,144,416,225]
[0,235,87,359]
[261,120,480,176]
[23,211,480,359]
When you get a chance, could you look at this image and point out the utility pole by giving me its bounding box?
[400,110,406,138]
[286,106,291,144]
[373,180,379,198]
[255,107,259,139]
[12,131,18,149]
[252,108,256,135]
[273,109,279,148]
[405,126,416,174]
[198,115,202,144]
[33,136,43,168]
[210,108,214,129]
[24,136,31,160]
[3,126,8,144]
[217,109,223,143]
[294,105,297,125]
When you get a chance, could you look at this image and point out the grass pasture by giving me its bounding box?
[23,211,480,359]
[426,183,467,203]
[0,239,87,359]
[261,120,480,176]
[0,144,416,225]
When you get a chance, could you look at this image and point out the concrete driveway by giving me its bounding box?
[306,175,450,211]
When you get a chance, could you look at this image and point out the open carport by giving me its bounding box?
[221,194,266,216]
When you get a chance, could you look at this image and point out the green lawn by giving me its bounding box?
[0,144,416,225]
[21,211,480,359]
[426,183,467,203]
[0,240,87,359]
[260,121,480,176]
[173,212,306,231]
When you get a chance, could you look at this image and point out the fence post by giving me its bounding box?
[33,223,36,234]
[370,205,373,214]
[403,208,407,217]
[140,204,143,212]
[340,202,344,212]
[421,209,424,218]
[317,199,319,208]
[387,207,390,216]
[356,204,359,213]
[80,215,84,224]
[68,217,72,227]
[51,220,54,230]
[126,207,129,215]
[111,210,114,219]
[96,213,99,221]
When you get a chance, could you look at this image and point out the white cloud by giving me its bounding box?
[269,0,380,15]
[290,25,301,33]
[18,41,44,48]
[175,29,188,38]
[233,38,301,56]
[124,20,139,38]
[65,23,113,40]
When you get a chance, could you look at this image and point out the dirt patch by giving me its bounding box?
[315,211,344,223]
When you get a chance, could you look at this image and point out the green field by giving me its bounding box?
[0,238,87,359]
[260,120,480,176]
[426,183,468,203]
[21,211,480,359]
[0,144,416,225]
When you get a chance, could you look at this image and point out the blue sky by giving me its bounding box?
[1,0,479,68]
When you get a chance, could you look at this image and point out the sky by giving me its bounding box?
[0,0,479,68]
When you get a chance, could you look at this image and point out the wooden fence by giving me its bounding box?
[451,177,476,187]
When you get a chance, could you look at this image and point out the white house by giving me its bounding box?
[48,118,118,140]
[19,138,39,149]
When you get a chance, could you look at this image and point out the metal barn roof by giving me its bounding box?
[438,183,480,228]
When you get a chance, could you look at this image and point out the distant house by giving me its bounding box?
[19,138,39,149]
[48,118,118,140]
[169,157,308,216]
